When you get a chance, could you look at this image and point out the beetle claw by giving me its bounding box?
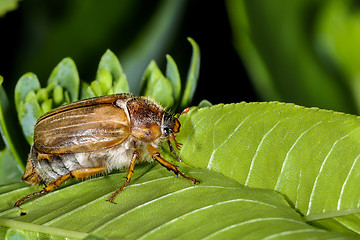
[106,199,117,204]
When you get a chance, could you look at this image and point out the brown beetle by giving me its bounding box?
[14,93,198,207]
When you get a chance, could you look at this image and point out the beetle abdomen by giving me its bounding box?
[23,147,71,185]
[23,137,140,185]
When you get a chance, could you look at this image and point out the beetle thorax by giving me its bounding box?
[125,97,164,143]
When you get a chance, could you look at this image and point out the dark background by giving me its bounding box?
[177,1,257,105]
[0,1,257,107]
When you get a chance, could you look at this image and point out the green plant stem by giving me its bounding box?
[0,218,89,239]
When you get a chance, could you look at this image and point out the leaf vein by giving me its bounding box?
[208,113,252,170]
[139,198,277,239]
[245,119,282,185]
[307,126,360,215]
[337,153,360,210]
[262,228,327,240]
[274,121,322,190]
[90,185,237,233]
[202,217,307,240]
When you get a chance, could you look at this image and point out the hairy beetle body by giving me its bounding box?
[15,93,198,207]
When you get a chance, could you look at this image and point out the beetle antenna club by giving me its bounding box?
[14,94,199,208]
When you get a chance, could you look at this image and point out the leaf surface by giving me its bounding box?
[0,164,356,239]
[178,102,360,234]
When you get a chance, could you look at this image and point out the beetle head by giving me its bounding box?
[162,112,180,139]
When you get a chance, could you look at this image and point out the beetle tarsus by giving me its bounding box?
[106,199,117,204]
[149,145,199,185]
[14,189,48,208]
[107,151,139,204]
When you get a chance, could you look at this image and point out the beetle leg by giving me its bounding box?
[14,166,106,208]
[148,145,199,184]
[70,166,106,178]
[107,150,139,204]
[180,107,191,116]
[36,153,51,162]
[167,140,182,162]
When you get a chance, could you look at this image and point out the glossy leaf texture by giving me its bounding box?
[177,102,360,235]
[0,164,357,240]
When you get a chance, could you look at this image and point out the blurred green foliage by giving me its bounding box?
[227,0,360,114]
[0,0,18,17]
[1,0,187,95]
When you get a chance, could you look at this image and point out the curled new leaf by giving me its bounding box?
[48,58,79,103]
[84,50,129,98]
[14,58,80,144]
[141,61,174,108]
[165,54,181,103]
[180,37,200,109]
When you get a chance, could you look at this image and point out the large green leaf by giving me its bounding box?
[0,164,356,239]
[2,101,360,238]
[177,102,360,234]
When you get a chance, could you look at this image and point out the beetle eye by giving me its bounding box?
[162,112,180,138]
[163,126,172,136]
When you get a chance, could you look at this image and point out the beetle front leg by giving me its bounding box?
[107,150,139,204]
[148,145,199,184]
